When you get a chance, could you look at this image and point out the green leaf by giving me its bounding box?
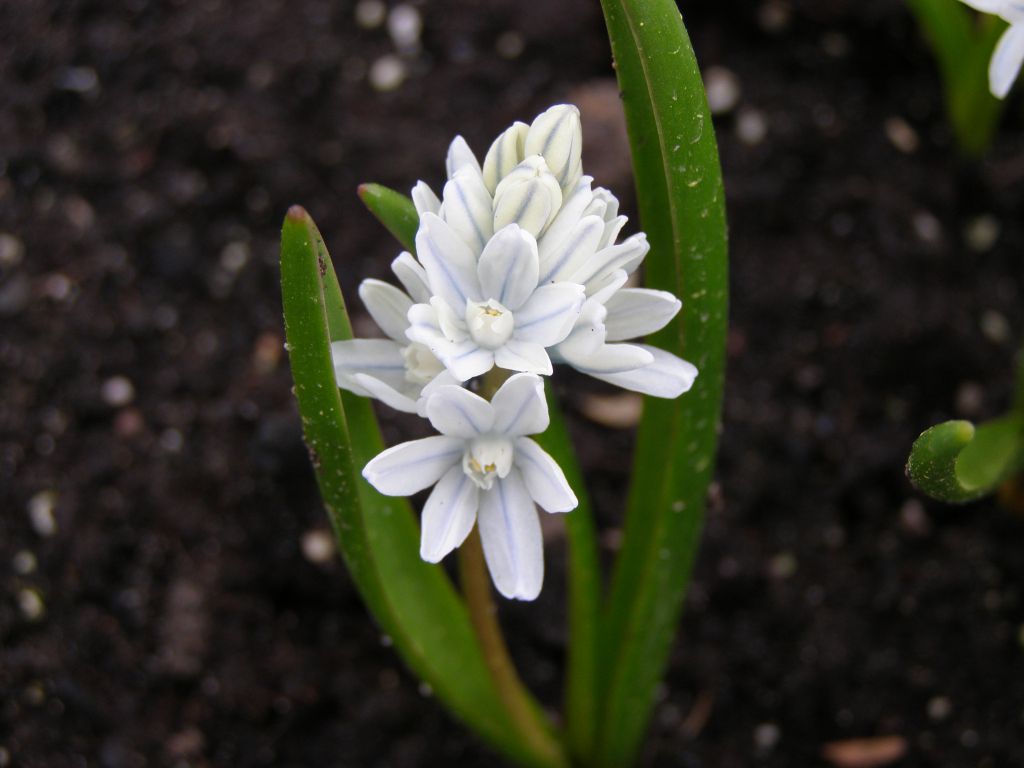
[358,183,420,252]
[908,416,1024,502]
[280,206,557,768]
[593,1,728,765]
[906,0,1006,155]
[531,383,602,761]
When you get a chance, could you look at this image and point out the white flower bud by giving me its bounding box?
[524,104,582,190]
[482,121,528,194]
[492,156,563,238]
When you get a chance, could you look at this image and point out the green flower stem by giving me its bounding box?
[457,369,570,768]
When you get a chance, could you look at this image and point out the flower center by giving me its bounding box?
[466,298,515,350]
[402,342,445,384]
[462,435,513,490]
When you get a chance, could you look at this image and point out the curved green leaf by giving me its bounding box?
[908,416,1024,502]
[906,0,1005,155]
[358,183,419,253]
[280,206,555,768]
[593,1,729,765]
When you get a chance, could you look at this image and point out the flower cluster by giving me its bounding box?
[334,105,697,599]
[961,0,1024,98]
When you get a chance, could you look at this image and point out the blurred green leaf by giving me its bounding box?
[908,416,1024,502]
[906,0,1006,155]
[358,183,419,252]
[280,206,557,768]
[593,1,728,765]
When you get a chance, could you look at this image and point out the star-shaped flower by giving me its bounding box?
[362,373,577,600]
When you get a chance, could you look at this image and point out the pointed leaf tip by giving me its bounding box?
[287,204,311,222]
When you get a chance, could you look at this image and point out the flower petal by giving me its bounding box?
[491,372,549,437]
[588,269,630,306]
[446,135,481,178]
[524,104,583,190]
[569,233,650,289]
[537,175,594,262]
[990,23,1024,98]
[514,283,585,346]
[441,168,494,254]
[565,341,654,374]
[494,339,553,376]
[426,384,495,437]
[362,435,464,496]
[332,338,406,381]
[411,181,441,217]
[960,0,1007,15]
[590,345,698,398]
[482,121,529,193]
[603,288,682,341]
[391,252,433,305]
[359,279,413,342]
[415,212,481,310]
[430,296,469,342]
[477,225,540,310]
[407,303,492,380]
[538,215,605,284]
[420,465,480,562]
[350,372,420,413]
[478,469,544,600]
[514,437,577,512]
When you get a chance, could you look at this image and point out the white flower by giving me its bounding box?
[331,253,456,414]
[960,0,1024,98]
[407,103,697,396]
[362,373,577,600]
[406,218,585,381]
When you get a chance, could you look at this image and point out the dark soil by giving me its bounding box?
[2,0,1023,766]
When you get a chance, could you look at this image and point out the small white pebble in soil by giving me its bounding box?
[220,241,250,273]
[927,696,952,721]
[736,108,768,145]
[369,55,406,92]
[301,529,335,564]
[496,30,525,59]
[821,32,850,58]
[754,722,781,751]
[0,233,24,266]
[704,66,741,115]
[102,375,135,407]
[388,4,423,52]
[899,498,931,537]
[159,428,184,453]
[885,116,919,154]
[768,551,797,579]
[955,381,984,417]
[42,273,73,301]
[28,491,58,537]
[18,588,45,621]
[912,210,943,245]
[758,0,791,32]
[58,66,99,95]
[964,214,1000,253]
[980,309,1011,345]
[12,550,37,575]
[355,0,386,28]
